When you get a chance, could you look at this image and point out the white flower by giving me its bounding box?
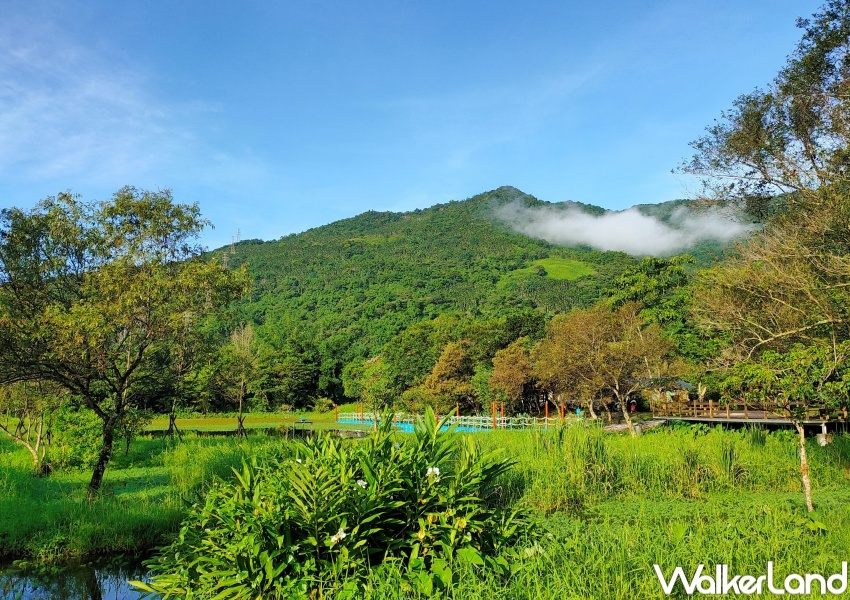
[295,458,302,464]
[426,466,441,480]
[356,479,368,489]
[330,527,347,544]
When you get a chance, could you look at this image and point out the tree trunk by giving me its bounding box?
[619,395,636,436]
[166,398,182,439]
[237,395,246,439]
[602,401,612,423]
[792,421,814,512]
[1,416,50,475]
[88,420,116,500]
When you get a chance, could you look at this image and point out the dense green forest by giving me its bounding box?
[211,186,733,405]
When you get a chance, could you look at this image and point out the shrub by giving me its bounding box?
[311,397,335,413]
[133,408,529,598]
[48,407,102,472]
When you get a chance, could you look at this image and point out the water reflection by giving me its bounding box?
[0,559,151,600]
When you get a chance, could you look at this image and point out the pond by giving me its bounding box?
[336,419,488,433]
[0,558,152,600]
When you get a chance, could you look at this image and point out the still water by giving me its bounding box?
[0,559,151,600]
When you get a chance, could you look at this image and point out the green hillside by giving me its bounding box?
[213,186,735,401]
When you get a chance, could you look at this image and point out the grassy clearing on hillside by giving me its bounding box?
[499,257,596,287]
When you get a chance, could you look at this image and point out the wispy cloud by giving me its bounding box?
[0,12,263,194]
[0,19,158,182]
[495,201,753,256]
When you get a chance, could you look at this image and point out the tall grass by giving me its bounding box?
[0,433,267,561]
[352,488,850,599]
[3,421,850,598]
[478,423,850,513]
[348,423,850,599]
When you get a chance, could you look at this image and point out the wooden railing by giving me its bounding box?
[652,400,829,421]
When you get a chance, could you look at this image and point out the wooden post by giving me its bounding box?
[744,403,749,420]
[726,404,730,419]
[334,404,339,423]
[709,398,713,418]
[456,403,460,417]
[492,402,496,429]
[545,402,549,429]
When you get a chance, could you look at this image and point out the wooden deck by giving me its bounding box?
[652,400,836,425]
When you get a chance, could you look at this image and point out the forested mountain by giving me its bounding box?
[208,186,738,403]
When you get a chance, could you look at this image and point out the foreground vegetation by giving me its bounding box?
[2,420,849,598]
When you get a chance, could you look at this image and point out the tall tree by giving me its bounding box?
[533,304,671,434]
[421,341,478,414]
[0,188,247,498]
[684,1,850,511]
[681,0,850,213]
[215,323,258,437]
[489,337,537,415]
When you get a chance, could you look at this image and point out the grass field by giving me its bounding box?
[146,404,362,432]
[2,419,850,597]
[499,257,596,287]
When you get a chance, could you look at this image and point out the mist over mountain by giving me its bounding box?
[494,198,753,256]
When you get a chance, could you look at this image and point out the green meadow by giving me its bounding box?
[498,257,596,287]
[2,421,849,598]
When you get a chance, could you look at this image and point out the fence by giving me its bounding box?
[336,411,579,431]
[651,399,831,422]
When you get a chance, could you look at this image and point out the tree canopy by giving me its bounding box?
[0,188,248,496]
[685,0,850,511]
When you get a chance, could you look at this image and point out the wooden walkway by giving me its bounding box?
[652,400,835,425]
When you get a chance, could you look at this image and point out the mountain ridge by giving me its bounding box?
[211,187,736,400]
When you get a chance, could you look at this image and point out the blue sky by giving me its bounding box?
[1,0,821,249]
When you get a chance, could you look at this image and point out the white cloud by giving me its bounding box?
[0,12,264,194]
[0,20,159,181]
[495,201,752,256]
